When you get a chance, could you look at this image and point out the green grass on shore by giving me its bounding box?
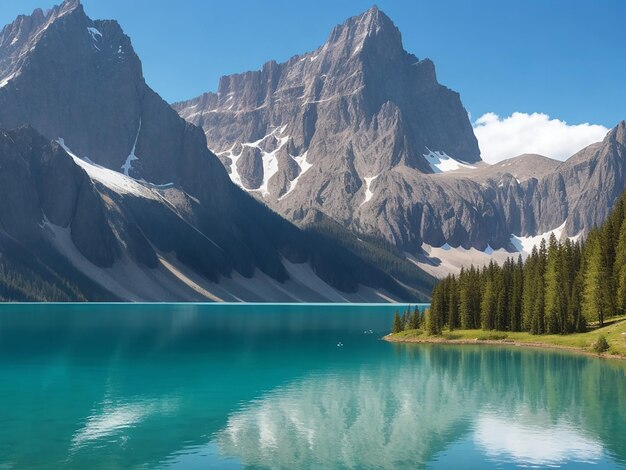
[389,316,626,358]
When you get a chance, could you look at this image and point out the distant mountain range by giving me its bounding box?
[0,0,431,301]
[175,6,625,277]
[0,1,623,301]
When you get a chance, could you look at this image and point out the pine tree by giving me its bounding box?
[510,255,523,331]
[601,218,617,318]
[459,267,469,327]
[400,305,411,330]
[425,307,440,335]
[494,265,507,330]
[470,266,482,328]
[570,270,586,332]
[522,247,538,331]
[407,305,421,330]
[448,275,459,331]
[582,230,608,326]
[614,216,626,314]
[481,270,496,330]
[428,284,445,335]
[534,238,547,334]
[544,233,565,333]
[392,310,404,334]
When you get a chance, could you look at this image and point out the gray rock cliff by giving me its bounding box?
[0,1,429,300]
[175,6,624,260]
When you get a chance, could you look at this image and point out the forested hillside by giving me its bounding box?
[0,234,115,302]
[420,191,626,335]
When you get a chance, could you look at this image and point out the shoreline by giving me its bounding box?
[383,333,626,362]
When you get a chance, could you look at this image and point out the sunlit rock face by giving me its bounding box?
[0,1,420,301]
[174,7,483,253]
[175,7,626,262]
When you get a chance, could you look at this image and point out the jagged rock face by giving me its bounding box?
[376,122,626,252]
[0,124,423,301]
[174,6,480,209]
[175,6,625,257]
[0,126,118,266]
[0,1,426,301]
[170,7,495,252]
[561,122,626,235]
[0,0,232,210]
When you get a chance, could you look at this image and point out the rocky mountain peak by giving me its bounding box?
[0,0,243,216]
[0,0,430,302]
[608,120,626,145]
[0,0,105,87]
[175,5,482,242]
[57,0,83,15]
[326,6,403,58]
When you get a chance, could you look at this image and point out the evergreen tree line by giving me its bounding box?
[392,305,424,333]
[0,253,84,302]
[396,192,626,336]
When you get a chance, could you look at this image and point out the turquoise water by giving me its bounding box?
[0,304,625,469]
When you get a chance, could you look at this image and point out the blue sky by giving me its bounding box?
[1,1,624,159]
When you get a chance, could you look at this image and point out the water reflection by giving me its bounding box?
[0,305,624,469]
[71,397,179,449]
[217,366,473,468]
[475,413,602,466]
[214,346,625,468]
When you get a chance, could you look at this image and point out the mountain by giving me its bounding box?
[411,122,625,276]
[0,126,119,301]
[174,7,479,205]
[171,6,490,256]
[175,7,625,277]
[0,1,432,301]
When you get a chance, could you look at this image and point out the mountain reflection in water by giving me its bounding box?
[0,304,624,469]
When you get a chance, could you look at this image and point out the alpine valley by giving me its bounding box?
[0,0,624,301]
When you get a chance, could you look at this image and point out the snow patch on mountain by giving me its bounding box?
[510,221,567,253]
[218,127,290,197]
[57,138,156,199]
[0,72,17,88]
[121,120,141,177]
[361,174,380,206]
[414,221,580,278]
[258,135,288,197]
[219,146,244,188]
[87,27,102,40]
[410,244,515,278]
[87,27,101,51]
[423,148,476,173]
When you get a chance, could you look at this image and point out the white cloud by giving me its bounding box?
[473,112,609,164]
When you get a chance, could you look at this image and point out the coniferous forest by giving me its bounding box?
[403,192,626,336]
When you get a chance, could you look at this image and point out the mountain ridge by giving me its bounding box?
[0,0,432,301]
[174,5,481,253]
[175,6,626,277]
[1,0,624,297]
